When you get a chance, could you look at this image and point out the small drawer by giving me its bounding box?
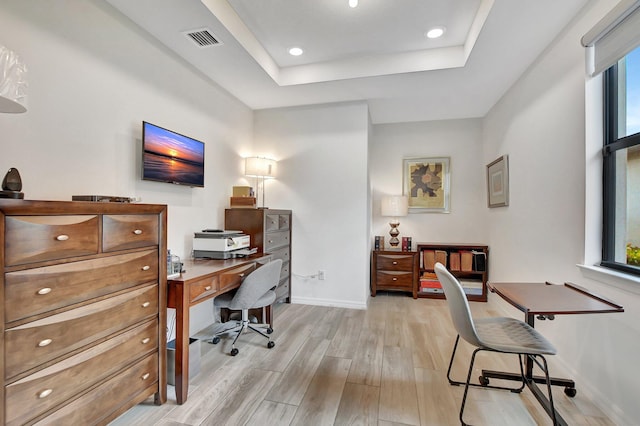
[376,254,414,271]
[4,215,99,266]
[264,230,290,252]
[5,320,158,426]
[5,249,158,323]
[5,285,158,380]
[276,278,290,300]
[279,261,289,281]
[103,214,159,252]
[278,214,290,230]
[265,214,280,231]
[219,263,257,291]
[32,353,159,426]
[189,275,220,304]
[376,271,413,289]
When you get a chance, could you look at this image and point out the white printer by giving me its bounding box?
[193,229,253,259]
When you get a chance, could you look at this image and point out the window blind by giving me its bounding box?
[582,0,640,76]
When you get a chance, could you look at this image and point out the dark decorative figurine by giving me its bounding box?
[0,167,24,198]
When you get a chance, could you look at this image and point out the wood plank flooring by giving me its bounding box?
[111,293,615,426]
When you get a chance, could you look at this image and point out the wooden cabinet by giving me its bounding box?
[371,250,419,299]
[225,209,292,303]
[416,243,488,302]
[0,200,167,425]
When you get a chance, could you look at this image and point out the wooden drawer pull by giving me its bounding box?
[37,287,52,295]
[38,338,53,347]
[392,277,398,281]
[141,337,151,344]
[38,389,53,399]
[141,373,150,380]
[141,301,150,308]
[205,286,212,291]
[133,229,143,235]
[142,265,151,271]
[392,261,398,265]
[55,234,69,241]
[239,273,245,278]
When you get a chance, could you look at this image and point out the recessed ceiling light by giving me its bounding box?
[426,27,445,39]
[289,47,303,56]
[349,0,358,8]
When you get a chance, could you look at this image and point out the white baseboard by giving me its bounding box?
[290,295,367,310]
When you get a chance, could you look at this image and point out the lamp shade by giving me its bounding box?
[245,157,276,178]
[381,195,408,217]
[0,44,27,113]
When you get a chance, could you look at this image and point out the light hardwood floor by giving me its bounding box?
[112,293,615,425]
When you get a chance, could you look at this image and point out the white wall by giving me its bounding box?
[253,102,371,309]
[370,119,487,246]
[0,0,254,336]
[483,0,640,423]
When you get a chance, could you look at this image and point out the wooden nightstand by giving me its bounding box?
[371,249,419,299]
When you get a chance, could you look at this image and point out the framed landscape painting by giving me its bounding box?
[403,157,450,213]
[486,155,509,207]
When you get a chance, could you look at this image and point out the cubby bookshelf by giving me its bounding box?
[416,243,488,302]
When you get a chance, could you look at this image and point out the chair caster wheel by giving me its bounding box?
[564,387,577,397]
[479,376,490,386]
[266,327,273,334]
[267,341,275,349]
[230,348,239,356]
[211,336,220,344]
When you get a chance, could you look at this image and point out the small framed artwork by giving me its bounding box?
[486,155,509,207]
[403,157,450,213]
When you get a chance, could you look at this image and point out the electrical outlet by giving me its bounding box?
[318,270,325,280]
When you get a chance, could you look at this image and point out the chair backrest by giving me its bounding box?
[229,259,283,310]
[434,262,482,347]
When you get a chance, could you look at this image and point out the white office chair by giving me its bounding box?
[210,259,282,356]
[434,262,558,426]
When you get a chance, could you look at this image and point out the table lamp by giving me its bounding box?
[245,157,276,208]
[381,195,408,247]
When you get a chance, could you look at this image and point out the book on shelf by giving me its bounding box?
[420,271,442,291]
[460,280,483,296]
[472,250,486,272]
[400,236,412,251]
[374,236,385,250]
[422,250,436,270]
[460,251,473,272]
[449,252,461,271]
[435,250,447,267]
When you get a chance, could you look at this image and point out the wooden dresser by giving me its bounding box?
[225,208,292,303]
[371,249,419,299]
[0,199,167,425]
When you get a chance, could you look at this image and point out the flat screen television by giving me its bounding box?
[142,121,205,187]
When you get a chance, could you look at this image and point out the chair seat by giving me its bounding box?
[475,317,557,355]
[214,289,277,310]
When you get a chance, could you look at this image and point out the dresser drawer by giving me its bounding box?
[276,278,289,301]
[5,249,158,323]
[265,214,290,232]
[5,320,158,426]
[219,263,257,291]
[269,246,290,263]
[4,215,99,266]
[264,230,290,252]
[32,353,159,426]
[375,270,414,289]
[5,284,158,379]
[279,261,289,281]
[102,214,159,252]
[188,275,220,304]
[376,254,415,271]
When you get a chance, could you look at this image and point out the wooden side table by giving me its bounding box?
[371,249,419,299]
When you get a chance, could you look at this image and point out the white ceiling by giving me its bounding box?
[105,0,588,124]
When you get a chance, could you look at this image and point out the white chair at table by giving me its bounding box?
[434,262,558,426]
[211,259,282,356]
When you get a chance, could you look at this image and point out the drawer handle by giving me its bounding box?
[142,265,150,271]
[38,389,53,399]
[141,373,150,380]
[239,273,245,278]
[56,234,69,241]
[38,338,53,347]
[392,261,398,265]
[392,277,398,281]
[141,301,150,308]
[37,287,52,295]
[268,240,273,243]
[141,337,151,344]
[205,286,212,291]
[133,229,143,235]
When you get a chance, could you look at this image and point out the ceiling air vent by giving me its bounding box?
[184,29,221,48]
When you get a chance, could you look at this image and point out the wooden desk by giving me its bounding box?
[487,281,624,425]
[167,254,270,405]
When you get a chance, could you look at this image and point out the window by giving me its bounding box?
[602,45,640,275]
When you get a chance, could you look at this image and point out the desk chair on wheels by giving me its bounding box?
[211,259,282,356]
[434,263,558,426]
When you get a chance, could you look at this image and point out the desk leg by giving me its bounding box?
[175,283,190,405]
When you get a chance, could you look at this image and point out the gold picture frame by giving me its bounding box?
[403,157,450,213]
[486,155,509,207]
